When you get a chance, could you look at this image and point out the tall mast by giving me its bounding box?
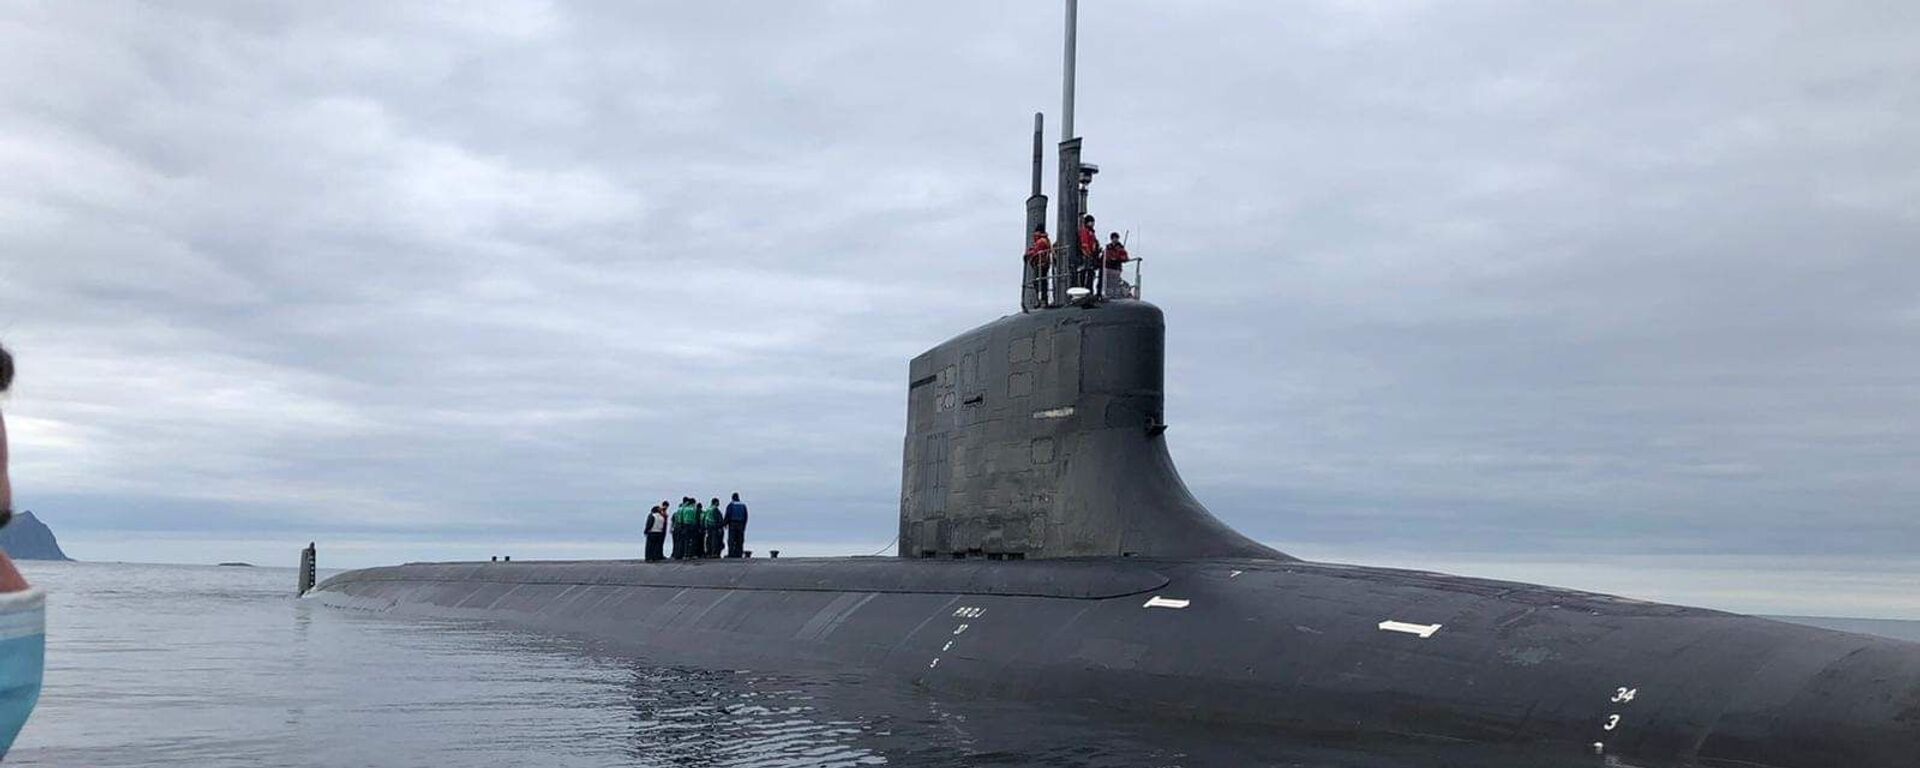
[1061,0,1077,142]
[1053,0,1086,305]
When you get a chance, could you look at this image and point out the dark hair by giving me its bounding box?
[731,493,740,501]
[0,342,11,393]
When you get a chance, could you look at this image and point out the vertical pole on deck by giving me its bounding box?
[297,542,316,596]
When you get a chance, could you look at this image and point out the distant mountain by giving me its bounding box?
[0,511,73,561]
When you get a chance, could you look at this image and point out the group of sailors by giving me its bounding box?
[1025,213,1132,303]
[644,493,749,561]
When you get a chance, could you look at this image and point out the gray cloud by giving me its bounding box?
[1,2,1916,610]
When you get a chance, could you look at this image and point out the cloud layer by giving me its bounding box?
[1,2,1916,611]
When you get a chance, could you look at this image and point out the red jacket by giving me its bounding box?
[1025,232,1052,266]
[1104,242,1130,267]
[1079,225,1100,261]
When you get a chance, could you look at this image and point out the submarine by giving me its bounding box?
[314,5,1920,766]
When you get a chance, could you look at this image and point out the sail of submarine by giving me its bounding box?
[313,3,1920,765]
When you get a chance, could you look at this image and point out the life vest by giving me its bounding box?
[1104,242,1129,266]
[1079,226,1100,260]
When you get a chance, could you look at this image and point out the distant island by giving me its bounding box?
[217,562,255,567]
[0,511,72,561]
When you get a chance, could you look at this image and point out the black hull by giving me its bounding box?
[314,556,1920,767]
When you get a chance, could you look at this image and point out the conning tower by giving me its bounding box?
[898,302,1282,561]
[897,1,1283,562]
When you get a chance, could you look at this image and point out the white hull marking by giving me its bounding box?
[1377,620,1442,638]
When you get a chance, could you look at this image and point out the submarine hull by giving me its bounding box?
[319,299,1919,765]
[314,557,1920,767]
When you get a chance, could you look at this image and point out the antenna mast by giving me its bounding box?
[1052,0,1090,306]
[1061,0,1077,141]
[1022,112,1049,311]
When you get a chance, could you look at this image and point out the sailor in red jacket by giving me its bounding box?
[1025,226,1053,304]
[1078,215,1101,290]
[1103,232,1131,298]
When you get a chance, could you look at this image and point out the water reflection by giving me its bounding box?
[619,667,884,767]
[591,654,1640,768]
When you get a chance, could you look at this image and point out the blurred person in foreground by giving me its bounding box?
[0,342,46,757]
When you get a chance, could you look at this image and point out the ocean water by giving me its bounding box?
[7,561,1916,768]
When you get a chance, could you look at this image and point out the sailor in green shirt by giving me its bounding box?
[671,498,697,560]
[692,500,709,558]
[703,497,725,558]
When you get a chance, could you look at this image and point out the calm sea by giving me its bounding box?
[8,561,1917,767]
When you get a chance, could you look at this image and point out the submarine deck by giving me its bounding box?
[321,554,1727,620]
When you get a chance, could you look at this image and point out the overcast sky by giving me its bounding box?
[1,2,1915,617]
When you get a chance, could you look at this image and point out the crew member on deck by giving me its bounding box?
[690,499,708,558]
[644,503,668,562]
[687,497,704,558]
[1025,225,1053,305]
[724,493,749,558]
[704,498,724,558]
[1077,214,1101,290]
[671,498,696,559]
[1103,232,1131,298]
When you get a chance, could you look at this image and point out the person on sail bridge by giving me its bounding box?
[1103,232,1131,298]
[1025,225,1053,305]
[1076,214,1102,291]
